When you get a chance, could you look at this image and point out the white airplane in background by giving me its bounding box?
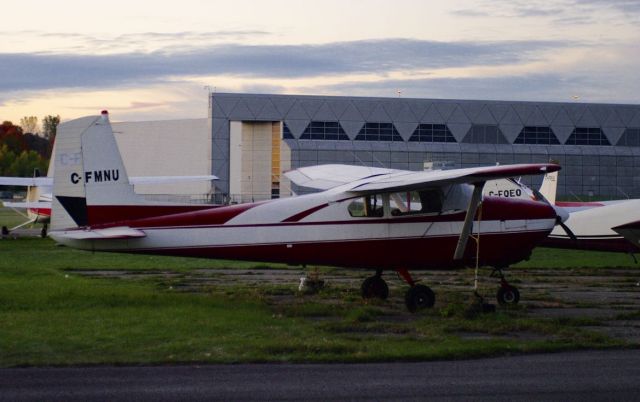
[49,111,564,312]
[537,171,640,254]
[484,170,640,254]
[0,171,53,237]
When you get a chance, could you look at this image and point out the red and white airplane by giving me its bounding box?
[50,112,564,312]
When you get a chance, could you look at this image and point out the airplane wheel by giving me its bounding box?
[361,276,389,300]
[405,284,435,313]
[497,286,520,305]
[41,225,48,238]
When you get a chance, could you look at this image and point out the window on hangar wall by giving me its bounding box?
[355,122,403,141]
[565,127,611,146]
[408,124,456,143]
[514,126,561,145]
[300,121,349,140]
[283,121,349,140]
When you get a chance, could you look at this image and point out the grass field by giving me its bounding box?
[0,204,29,230]
[1,204,638,367]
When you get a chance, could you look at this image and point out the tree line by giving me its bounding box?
[0,115,59,177]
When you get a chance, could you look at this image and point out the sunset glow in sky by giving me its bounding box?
[1,0,639,125]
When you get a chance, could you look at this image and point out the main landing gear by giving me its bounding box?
[491,268,520,306]
[398,268,435,313]
[361,269,389,300]
[360,268,435,313]
[360,267,520,312]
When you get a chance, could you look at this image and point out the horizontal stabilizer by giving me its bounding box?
[0,177,52,187]
[50,226,146,240]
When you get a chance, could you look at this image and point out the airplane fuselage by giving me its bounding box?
[52,188,557,270]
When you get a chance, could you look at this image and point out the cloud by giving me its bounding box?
[451,0,568,19]
[451,0,640,24]
[2,30,273,55]
[575,0,640,14]
[0,38,572,92]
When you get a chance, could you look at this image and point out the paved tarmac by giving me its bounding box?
[2,349,639,401]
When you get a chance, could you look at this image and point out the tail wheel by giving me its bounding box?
[361,276,389,300]
[405,284,435,313]
[497,286,520,305]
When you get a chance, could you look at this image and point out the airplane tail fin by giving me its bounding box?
[52,111,145,229]
[539,170,558,205]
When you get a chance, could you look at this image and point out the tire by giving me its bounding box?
[361,276,389,300]
[497,286,520,305]
[405,284,435,312]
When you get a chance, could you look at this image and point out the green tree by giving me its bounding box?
[20,116,39,134]
[0,144,18,175]
[42,115,60,141]
[8,150,48,177]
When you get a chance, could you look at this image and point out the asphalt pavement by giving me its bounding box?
[2,349,640,401]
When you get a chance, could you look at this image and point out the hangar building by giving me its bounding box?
[208,93,640,202]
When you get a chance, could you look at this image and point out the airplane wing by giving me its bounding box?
[129,175,218,185]
[0,177,53,186]
[284,164,399,190]
[612,220,640,248]
[349,163,560,193]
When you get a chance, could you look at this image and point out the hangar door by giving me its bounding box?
[229,121,290,203]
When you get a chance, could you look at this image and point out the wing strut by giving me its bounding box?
[454,182,485,260]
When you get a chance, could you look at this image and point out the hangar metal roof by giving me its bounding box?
[210,93,640,146]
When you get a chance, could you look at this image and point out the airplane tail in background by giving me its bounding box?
[539,170,558,205]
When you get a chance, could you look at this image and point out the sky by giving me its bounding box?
[0,0,639,127]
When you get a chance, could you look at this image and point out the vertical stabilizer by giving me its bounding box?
[539,171,558,204]
[52,111,143,229]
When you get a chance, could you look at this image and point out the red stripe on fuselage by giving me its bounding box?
[90,202,261,229]
[555,201,605,208]
[88,205,221,227]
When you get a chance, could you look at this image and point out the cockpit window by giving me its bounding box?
[348,194,384,217]
[389,189,443,216]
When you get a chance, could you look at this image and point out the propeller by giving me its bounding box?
[531,187,577,241]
